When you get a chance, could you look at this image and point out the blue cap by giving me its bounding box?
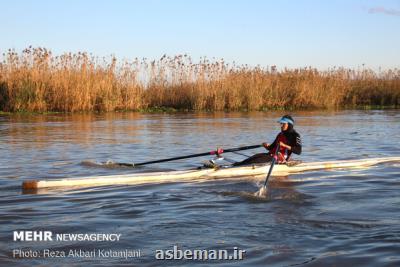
[278,117,294,125]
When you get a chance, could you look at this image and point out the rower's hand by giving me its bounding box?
[262,142,269,149]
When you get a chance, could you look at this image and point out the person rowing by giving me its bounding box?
[233,115,302,166]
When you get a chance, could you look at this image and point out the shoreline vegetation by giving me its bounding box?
[0,47,399,113]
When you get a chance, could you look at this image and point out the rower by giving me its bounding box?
[233,115,302,166]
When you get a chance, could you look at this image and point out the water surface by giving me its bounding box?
[0,110,399,266]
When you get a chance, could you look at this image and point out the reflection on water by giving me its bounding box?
[0,110,400,266]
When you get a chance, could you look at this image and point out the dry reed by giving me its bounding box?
[0,47,399,112]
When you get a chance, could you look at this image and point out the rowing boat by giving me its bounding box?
[22,157,400,190]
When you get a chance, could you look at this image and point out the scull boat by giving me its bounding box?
[22,157,400,190]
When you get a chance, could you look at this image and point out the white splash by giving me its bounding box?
[254,186,268,198]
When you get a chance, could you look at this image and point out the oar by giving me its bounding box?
[116,144,262,167]
[255,143,280,197]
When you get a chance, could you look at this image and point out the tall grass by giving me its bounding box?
[0,47,399,112]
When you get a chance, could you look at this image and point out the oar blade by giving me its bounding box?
[254,186,268,198]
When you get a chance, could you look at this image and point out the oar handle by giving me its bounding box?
[210,148,224,155]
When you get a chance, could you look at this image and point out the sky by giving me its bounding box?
[1,0,400,70]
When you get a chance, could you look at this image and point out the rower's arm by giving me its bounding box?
[264,134,279,151]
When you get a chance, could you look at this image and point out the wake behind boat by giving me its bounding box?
[22,157,400,190]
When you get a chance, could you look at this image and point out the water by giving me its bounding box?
[0,110,399,266]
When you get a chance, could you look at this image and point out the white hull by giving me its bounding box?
[22,157,400,190]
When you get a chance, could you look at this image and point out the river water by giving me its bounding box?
[0,110,399,266]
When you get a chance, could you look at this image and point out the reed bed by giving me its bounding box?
[0,47,399,112]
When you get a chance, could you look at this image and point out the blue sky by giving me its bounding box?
[1,0,399,69]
